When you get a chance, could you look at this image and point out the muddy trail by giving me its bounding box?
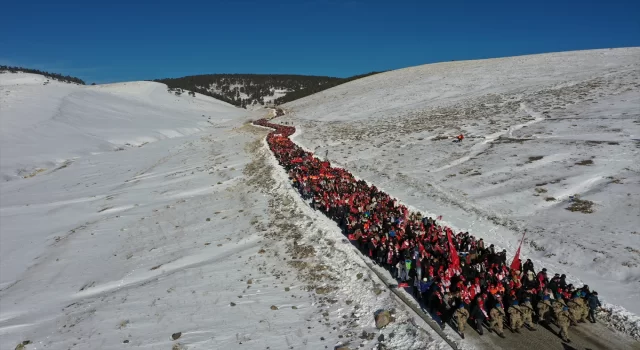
[251,119,640,350]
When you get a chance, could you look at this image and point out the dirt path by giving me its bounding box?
[242,124,450,350]
[254,120,640,350]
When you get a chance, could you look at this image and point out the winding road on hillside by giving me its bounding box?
[254,117,640,350]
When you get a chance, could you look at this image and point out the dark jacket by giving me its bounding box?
[523,260,534,273]
[559,276,567,289]
[471,304,486,321]
[420,280,433,293]
[587,294,601,309]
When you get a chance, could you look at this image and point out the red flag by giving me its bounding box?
[349,193,357,207]
[510,232,526,271]
[446,228,460,270]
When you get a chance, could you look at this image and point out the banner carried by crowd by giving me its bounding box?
[254,119,601,342]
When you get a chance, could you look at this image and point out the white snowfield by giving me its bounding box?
[283,48,640,337]
[0,74,242,182]
[0,72,448,350]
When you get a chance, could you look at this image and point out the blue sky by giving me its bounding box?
[1,0,638,83]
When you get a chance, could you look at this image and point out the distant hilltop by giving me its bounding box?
[154,72,381,109]
[0,65,85,85]
[1,66,381,109]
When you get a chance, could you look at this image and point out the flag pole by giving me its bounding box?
[510,231,526,272]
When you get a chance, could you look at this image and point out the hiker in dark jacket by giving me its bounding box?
[427,282,440,312]
[499,249,507,265]
[587,291,602,323]
[470,297,487,335]
[548,273,561,292]
[461,261,474,279]
[420,278,433,306]
[523,259,534,274]
[559,274,568,289]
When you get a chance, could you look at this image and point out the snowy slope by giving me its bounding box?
[282,48,640,333]
[0,72,449,350]
[0,73,243,182]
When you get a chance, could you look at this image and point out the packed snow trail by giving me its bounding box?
[254,118,639,350]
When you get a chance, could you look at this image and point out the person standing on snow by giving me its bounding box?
[537,268,549,288]
[548,273,561,292]
[508,300,524,333]
[441,292,455,329]
[557,306,576,342]
[576,291,590,322]
[413,274,421,298]
[420,277,433,306]
[552,298,568,323]
[559,274,568,289]
[499,249,507,265]
[489,303,506,338]
[567,294,588,323]
[397,259,407,281]
[405,258,413,282]
[523,259,534,274]
[455,303,470,338]
[537,295,553,324]
[471,296,487,335]
[587,291,601,323]
[520,298,537,330]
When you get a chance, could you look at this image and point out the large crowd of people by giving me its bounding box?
[254,118,602,343]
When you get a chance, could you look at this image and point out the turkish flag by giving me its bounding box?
[447,228,460,270]
[510,232,526,271]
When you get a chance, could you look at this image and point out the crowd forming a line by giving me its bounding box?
[254,119,602,343]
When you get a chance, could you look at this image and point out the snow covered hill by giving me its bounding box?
[282,48,640,334]
[0,73,244,182]
[0,72,449,350]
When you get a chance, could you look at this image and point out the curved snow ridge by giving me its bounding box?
[106,127,206,147]
[0,195,106,213]
[73,236,260,300]
[0,322,34,335]
[97,205,135,215]
[0,75,248,182]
